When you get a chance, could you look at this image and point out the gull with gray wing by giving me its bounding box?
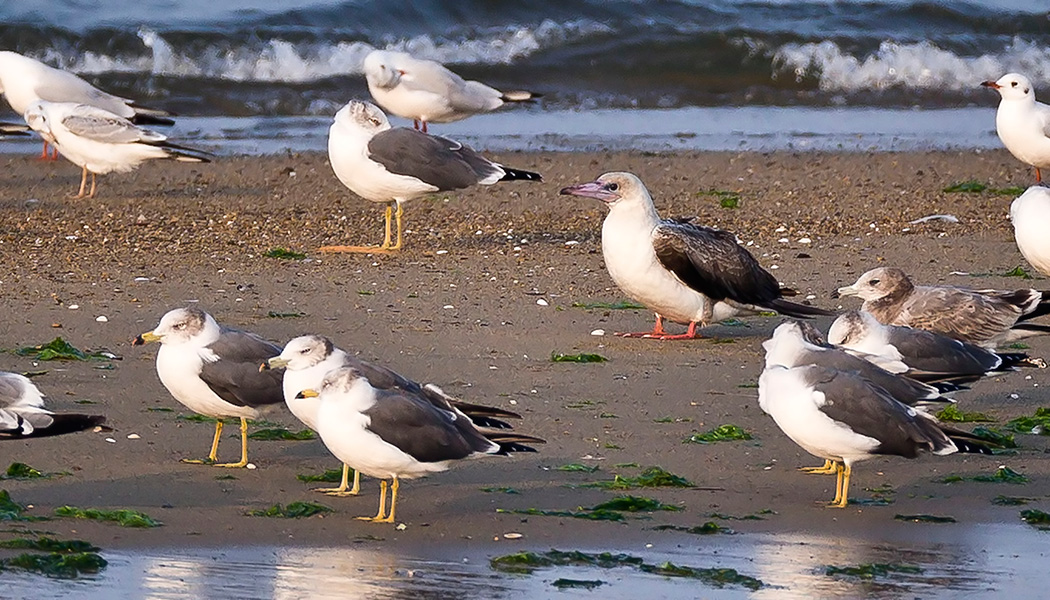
[982,73,1050,182]
[0,372,105,440]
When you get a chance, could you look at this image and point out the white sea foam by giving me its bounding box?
[774,37,1050,92]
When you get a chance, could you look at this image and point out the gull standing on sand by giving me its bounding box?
[829,310,1045,382]
[133,308,285,468]
[363,50,539,133]
[323,100,541,252]
[263,335,521,496]
[982,73,1050,182]
[1011,186,1050,277]
[24,101,209,199]
[0,372,106,440]
[0,51,174,158]
[759,363,991,508]
[837,267,1050,348]
[560,172,833,339]
[299,367,543,523]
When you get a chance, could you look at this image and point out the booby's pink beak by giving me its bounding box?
[981,81,1001,89]
[560,181,620,203]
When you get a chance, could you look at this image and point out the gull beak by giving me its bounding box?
[263,357,290,372]
[559,181,619,203]
[835,285,860,298]
[980,81,1001,89]
[132,331,162,346]
[296,388,319,399]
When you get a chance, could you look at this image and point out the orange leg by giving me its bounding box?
[617,315,703,340]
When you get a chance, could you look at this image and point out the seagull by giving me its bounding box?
[560,172,834,339]
[133,308,285,468]
[759,363,992,508]
[263,334,521,496]
[0,122,29,137]
[982,73,1050,182]
[0,50,174,159]
[1,372,106,440]
[829,310,1046,382]
[363,50,539,133]
[323,100,541,252]
[299,367,543,523]
[837,267,1050,348]
[1011,185,1050,277]
[24,101,210,199]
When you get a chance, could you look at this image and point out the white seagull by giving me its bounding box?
[363,50,539,133]
[829,310,1045,382]
[0,50,174,158]
[324,100,541,252]
[758,363,991,508]
[560,172,834,339]
[299,367,543,523]
[982,73,1050,182]
[263,334,521,496]
[837,267,1050,348]
[1011,185,1050,277]
[0,372,105,440]
[133,308,285,468]
[23,101,209,199]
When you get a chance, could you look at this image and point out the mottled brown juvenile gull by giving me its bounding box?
[560,172,834,339]
[982,73,1050,182]
[759,363,992,508]
[263,334,520,496]
[323,100,542,253]
[0,372,105,440]
[829,310,1045,382]
[133,307,284,468]
[299,367,543,523]
[837,267,1050,348]
[363,50,539,133]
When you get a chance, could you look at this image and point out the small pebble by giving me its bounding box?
[436,250,448,255]
[591,329,605,336]
[68,304,79,310]
[443,305,454,309]
[396,523,407,531]
[105,438,116,443]
[503,532,523,539]
[246,463,257,470]
[536,299,548,306]
[96,316,108,322]
[127,433,140,439]
[798,237,812,244]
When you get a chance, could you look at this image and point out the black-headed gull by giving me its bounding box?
[982,73,1050,182]
[0,372,105,440]
[24,101,209,198]
[133,308,285,468]
[323,100,541,252]
[298,367,542,523]
[837,267,1050,348]
[363,50,539,133]
[560,172,834,340]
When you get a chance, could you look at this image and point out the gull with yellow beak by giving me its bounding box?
[133,307,285,467]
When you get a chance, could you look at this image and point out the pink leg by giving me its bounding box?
[38,141,50,160]
[421,121,428,133]
[50,145,58,160]
[617,316,703,340]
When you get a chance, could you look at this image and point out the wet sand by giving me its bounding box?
[0,149,1047,559]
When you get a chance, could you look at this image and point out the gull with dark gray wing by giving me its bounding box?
[323,100,541,252]
[560,172,833,339]
[133,307,284,468]
[0,372,105,440]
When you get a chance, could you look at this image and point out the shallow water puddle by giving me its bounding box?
[5,522,1047,599]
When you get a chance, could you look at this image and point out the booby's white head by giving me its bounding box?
[559,172,652,207]
[332,99,390,137]
[135,307,220,347]
[267,335,337,371]
[363,50,405,90]
[982,73,1035,103]
[836,267,912,302]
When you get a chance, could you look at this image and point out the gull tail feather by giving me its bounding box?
[498,166,543,183]
[940,426,997,455]
[156,141,213,163]
[483,431,546,455]
[501,91,542,103]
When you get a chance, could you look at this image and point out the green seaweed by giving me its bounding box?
[684,424,752,444]
[247,501,332,518]
[992,495,1033,506]
[825,563,923,579]
[552,578,605,590]
[550,352,608,363]
[480,487,520,494]
[1020,509,1050,530]
[497,507,627,522]
[1005,407,1050,435]
[215,474,237,481]
[1,551,107,578]
[653,416,691,423]
[0,537,98,553]
[970,427,1017,448]
[1007,342,1031,350]
[266,311,305,319]
[604,443,623,449]
[146,406,175,413]
[564,400,604,410]
[935,405,995,423]
[54,506,161,528]
[942,180,1022,195]
[571,300,645,310]
[357,290,375,296]
[556,463,600,473]
[262,247,306,260]
[589,495,682,513]
[297,468,345,483]
[490,549,763,590]
[177,414,224,423]
[941,466,1028,485]
[697,189,742,209]
[613,462,640,469]
[15,337,112,362]
[581,466,694,490]
[0,490,47,522]
[1003,266,1034,279]
[248,427,315,441]
[2,463,46,480]
[894,514,957,523]
[707,509,775,521]
[653,522,732,535]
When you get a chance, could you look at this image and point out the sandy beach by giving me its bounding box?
[1,148,1048,592]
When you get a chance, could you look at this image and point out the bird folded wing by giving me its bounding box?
[62,105,167,144]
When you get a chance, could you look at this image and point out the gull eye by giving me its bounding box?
[1011,81,1018,87]
[369,118,381,126]
[300,347,310,354]
[868,278,880,286]
[606,182,619,191]
[175,322,186,330]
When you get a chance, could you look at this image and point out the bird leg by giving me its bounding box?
[799,459,837,474]
[617,315,703,340]
[215,417,250,468]
[383,477,399,523]
[421,122,428,133]
[88,172,97,198]
[827,463,851,508]
[1037,167,1043,183]
[315,463,361,496]
[72,166,89,199]
[390,202,404,250]
[181,419,224,464]
[413,120,420,130]
[381,203,394,249]
[357,479,389,522]
[317,204,399,253]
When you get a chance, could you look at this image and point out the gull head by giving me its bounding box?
[334,100,390,135]
[298,366,368,399]
[363,50,404,89]
[761,321,811,368]
[266,335,334,371]
[134,307,215,346]
[982,73,1034,102]
[836,267,911,301]
[23,101,55,144]
[559,172,650,208]
[827,310,877,346]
